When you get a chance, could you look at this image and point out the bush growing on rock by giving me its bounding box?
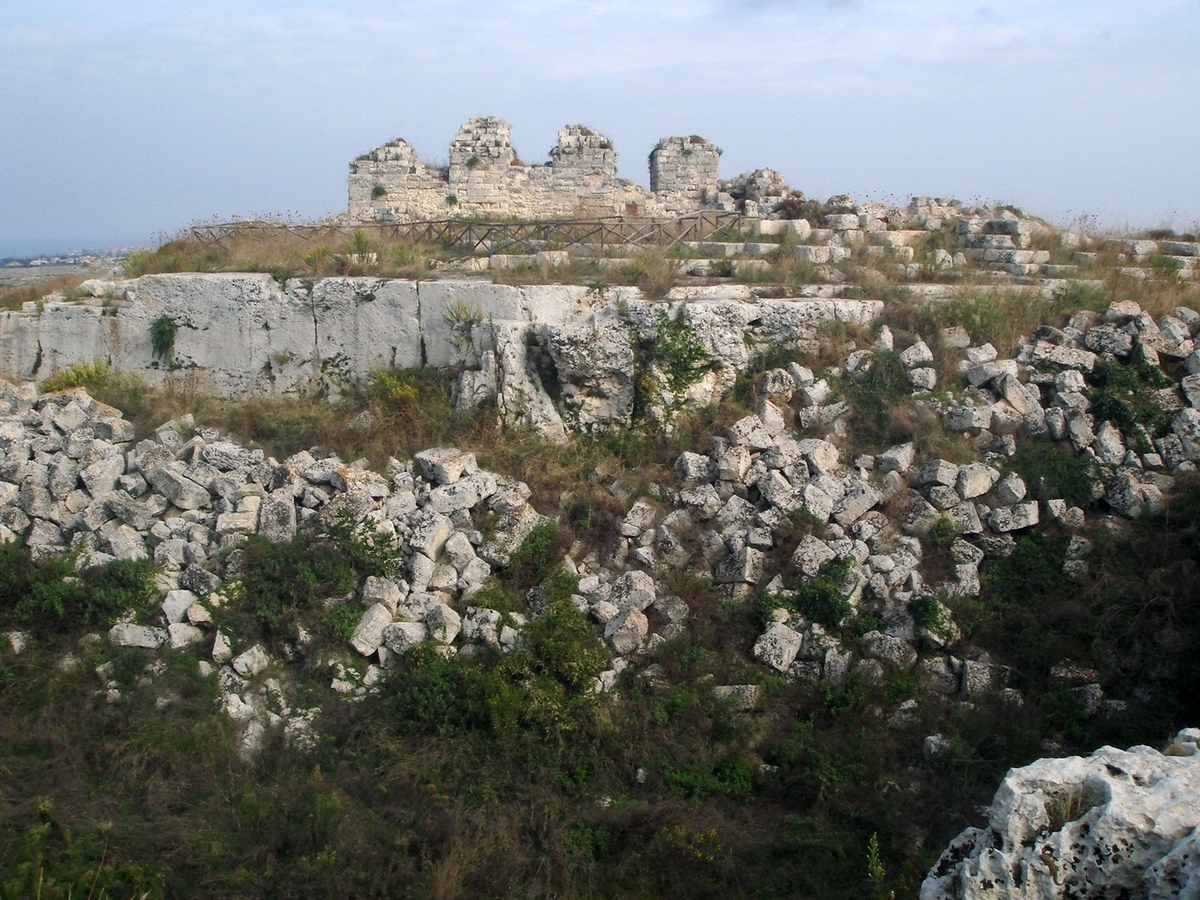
[0,540,156,635]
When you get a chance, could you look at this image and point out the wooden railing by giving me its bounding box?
[187,211,748,254]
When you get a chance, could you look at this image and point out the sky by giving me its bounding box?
[1,0,1198,256]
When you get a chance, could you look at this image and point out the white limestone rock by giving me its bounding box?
[350,603,394,656]
[754,623,803,672]
[604,608,648,655]
[108,623,168,649]
[231,644,270,678]
[921,730,1200,900]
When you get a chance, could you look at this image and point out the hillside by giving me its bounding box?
[2,207,1200,899]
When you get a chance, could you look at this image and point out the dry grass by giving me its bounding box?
[123,228,444,282]
[0,275,88,310]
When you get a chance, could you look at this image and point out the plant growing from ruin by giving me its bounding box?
[760,557,854,630]
[323,508,403,578]
[149,314,177,364]
[301,244,333,278]
[371,184,387,199]
[1086,356,1172,443]
[909,592,951,639]
[441,299,493,364]
[238,532,355,637]
[0,539,157,635]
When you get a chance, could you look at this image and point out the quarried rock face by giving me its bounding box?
[921,729,1200,900]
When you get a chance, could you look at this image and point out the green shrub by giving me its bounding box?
[323,601,365,641]
[387,596,606,739]
[0,541,156,635]
[1086,356,1172,443]
[239,534,355,636]
[1008,440,1098,508]
[909,593,950,638]
[323,509,402,578]
[928,516,960,551]
[149,314,177,363]
[666,756,753,799]
[644,306,707,395]
[504,522,561,591]
[840,350,913,448]
[761,557,854,629]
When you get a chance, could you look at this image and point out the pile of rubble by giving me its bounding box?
[5,290,1200,754]
[0,379,557,752]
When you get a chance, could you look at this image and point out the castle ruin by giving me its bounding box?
[348,117,722,222]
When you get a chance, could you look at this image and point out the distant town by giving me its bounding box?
[2,248,133,270]
[0,248,133,289]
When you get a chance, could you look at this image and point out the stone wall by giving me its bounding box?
[0,275,880,442]
[649,135,722,215]
[348,117,723,221]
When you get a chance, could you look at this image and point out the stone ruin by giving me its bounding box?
[348,116,723,222]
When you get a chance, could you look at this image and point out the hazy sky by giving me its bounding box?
[2,0,1197,255]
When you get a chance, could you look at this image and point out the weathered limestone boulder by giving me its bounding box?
[145,463,211,511]
[988,502,1039,532]
[921,730,1200,900]
[231,644,270,678]
[604,608,648,655]
[108,623,168,649]
[413,448,478,485]
[350,603,394,656]
[754,623,803,672]
[860,631,917,669]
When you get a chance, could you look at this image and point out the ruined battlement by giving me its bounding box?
[348,117,723,222]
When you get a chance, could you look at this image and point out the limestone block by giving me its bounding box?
[754,623,803,672]
[108,623,168,649]
[675,451,717,483]
[907,368,937,390]
[382,621,428,654]
[797,439,840,475]
[461,607,502,645]
[860,631,917,669]
[350,603,394,656]
[425,472,498,514]
[726,414,776,451]
[988,502,1039,532]
[145,463,210,510]
[964,359,1019,388]
[714,546,765,585]
[426,603,462,644]
[168,622,205,650]
[918,459,960,488]
[956,463,997,500]
[877,442,916,473]
[994,472,1027,505]
[920,731,1200,900]
[1093,421,1127,466]
[161,589,198,624]
[478,504,542,567]
[832,482,881,526]
[232,644,270,678]
[620,500,658,537]
[1030,340,1097,372]
[609,570,657,611]
[413,447,478,485]
[605,608,648,655]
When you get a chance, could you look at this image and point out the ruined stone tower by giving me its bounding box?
[347,118,723,222]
